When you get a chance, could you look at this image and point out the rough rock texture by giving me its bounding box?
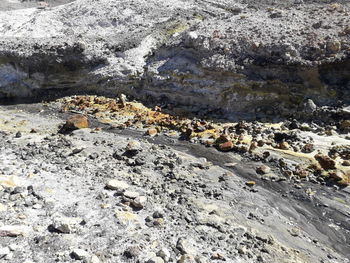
[0,0,349,118]
[0,102,349,263]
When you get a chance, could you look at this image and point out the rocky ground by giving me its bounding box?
[0,97,349,263]
[0,0,349,263]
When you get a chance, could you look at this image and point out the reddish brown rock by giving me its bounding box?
[302,143,314,153]
[60,115,89,133]
[146,128,158,137]
[315,154,336,170]
[294,168,309,178]
[329,171,350,186]
[218,141,234,151]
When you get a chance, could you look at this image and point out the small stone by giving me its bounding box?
[156,248,171,262]
[224,162,237,167]
[106,180,129,191]
[256,165,271,175]
[147,128,158,137]
[211,253,226,260]
[50,217,82,234]
[153,211,164,218]
[194,256,209,263]
[245,181,256,187]
[124,246,141,259]
[153,218,164,226]
[329,171,350,186]
[249,141,258,152]
[294,168,309,178]
[342,160,350,166]
[178,254,196,263]
[71,249,90,261]
[270,11,282,18]
[176,238,195,255]
[15,131,22,138]
[61,115,89,132]
[132,196,147,208]
[0,175,19,189]
[304,99,317,113]
[218,141,233,151]
[146,256,165,263]
[0,225,28,237]
[302,143,314,153]
[126,141,142,152]
[123,191,140,199]
[278,141,290,150]
[90,255,100,263]
[315,154,336,170]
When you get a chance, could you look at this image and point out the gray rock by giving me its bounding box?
[156,248,171,262]
[146,256,165,263]
[176,238,196,255]
[304,99,317,113]
[51,217,82,234]
[123,190,140,199]
[71,249,90,261]
[106,180,129,191]
[132,196,147,208]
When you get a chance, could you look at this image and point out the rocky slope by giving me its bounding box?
[0,101,349,263]
[0,0,349,117]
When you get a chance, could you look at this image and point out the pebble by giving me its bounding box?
[176,238,195,255]
[123,190,140,199]
[106,180,129,191]
[0,225,28,237]
[147,128,158,136]
[178,254,196,263]
[132,196,147,208]
[157,248,171,262]
[61,114,89,131]
[50,217,82,234]
[126,141,142,152]
[245,181,256,187]
[314,154,336,170]
[146,256,165,263]
[71,249,90,261]
[124,246,141,259]
[218,141,234,151]
[256,165,271,175]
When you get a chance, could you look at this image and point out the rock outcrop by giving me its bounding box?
[0,0,349,117]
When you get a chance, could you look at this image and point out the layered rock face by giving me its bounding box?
[0,0,349,117]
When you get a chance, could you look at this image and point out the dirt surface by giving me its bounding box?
[0,98,349,263]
